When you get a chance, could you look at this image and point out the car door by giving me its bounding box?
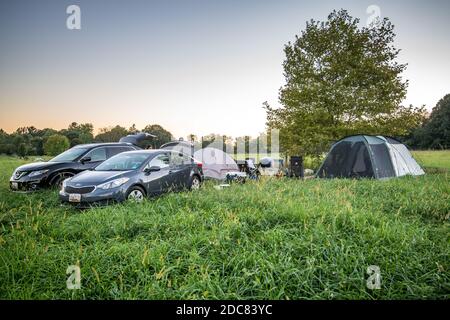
[169,151,192,189]
[142,153,171,195]
[79,147,108,170]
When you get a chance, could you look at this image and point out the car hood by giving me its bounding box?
[15,161,61,172]
[67,170,131,186]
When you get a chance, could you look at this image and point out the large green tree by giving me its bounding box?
[265,9,425,156]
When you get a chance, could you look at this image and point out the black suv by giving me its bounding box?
[10,143,139,191]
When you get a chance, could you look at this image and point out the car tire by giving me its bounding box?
[188,175,201,191]
[50,172,75,188]
[126,186,146,202]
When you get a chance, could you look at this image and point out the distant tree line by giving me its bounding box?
[0,122,174,157]
[0,122,276,157]
[404,94,450,149]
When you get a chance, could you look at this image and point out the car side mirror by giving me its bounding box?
[80,156,92,164]
[144,166,160,174]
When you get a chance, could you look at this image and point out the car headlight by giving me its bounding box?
[28,169,49,177]
[97,177,130,190]
[61,178,70,191]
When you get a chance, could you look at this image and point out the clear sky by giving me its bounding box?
[0,0,449,138]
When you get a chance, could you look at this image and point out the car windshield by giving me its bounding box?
[49,148,89,162]
[95,153,149,171]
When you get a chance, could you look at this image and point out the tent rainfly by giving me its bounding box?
[316,135,425,179]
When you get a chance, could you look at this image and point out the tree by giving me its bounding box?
[17,143,28,157]
[94,125,129,142]
[142,124,173,149]
[265,9,426,156]
[407,94,450,149]
[44,134,70,156]
[61,122,94,146]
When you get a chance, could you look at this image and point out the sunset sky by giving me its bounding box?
[0,0,449,139]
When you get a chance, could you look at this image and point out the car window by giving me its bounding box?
[170,152,190,166]
[95,153,149,171]
[107,146,135,158]
[49,147,89,162]
[147,153,170,169]
[84,147,107,162]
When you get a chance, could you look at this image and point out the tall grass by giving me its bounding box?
[0,156,448,299]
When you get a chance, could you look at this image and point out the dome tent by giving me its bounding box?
[317,135,425,179]
[193,147,239,180]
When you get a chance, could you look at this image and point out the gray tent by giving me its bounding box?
[317,135,424,179]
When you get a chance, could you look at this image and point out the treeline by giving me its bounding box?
[404,94,450,150]
[0,123,173,156]
[0,122,275,157]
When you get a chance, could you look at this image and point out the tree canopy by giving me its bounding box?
[407,94,450,149]
[265,9,426,156]
[44,134,70,156]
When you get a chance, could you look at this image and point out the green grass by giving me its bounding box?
[0,155,449,299]
[412,150,450,169]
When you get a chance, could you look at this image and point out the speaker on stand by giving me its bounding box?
[289,156,304,179]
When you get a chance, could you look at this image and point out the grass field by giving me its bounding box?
[0,153,449,299]
[412,150,450,170]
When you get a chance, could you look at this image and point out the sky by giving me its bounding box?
[0,0,449,139]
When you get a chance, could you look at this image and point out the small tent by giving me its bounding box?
[193,147,239,180]
[317,135,424,179]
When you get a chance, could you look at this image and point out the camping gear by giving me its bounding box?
[214,184,231,190]
[259,157,273,168]
[225,172,247,184]
[237,159,260,180]
[193,147,240,180]
[289,156,304,178]
[259,157,281,177]
[317,135,425,179]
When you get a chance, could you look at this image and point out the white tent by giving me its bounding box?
[317,135,425,179]
[193,147,240,180]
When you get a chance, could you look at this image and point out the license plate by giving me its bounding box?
[11,182,18,190]
[69,193,81,203]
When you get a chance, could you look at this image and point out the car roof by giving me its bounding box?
[73,142,136,149]
[120,149,191,155]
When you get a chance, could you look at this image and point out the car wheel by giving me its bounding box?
[126,186,146,202]
[51,172,75,188]
[189,175,201,191]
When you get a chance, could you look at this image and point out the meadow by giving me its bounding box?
[0,153,448,299]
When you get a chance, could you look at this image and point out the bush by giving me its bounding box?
[43,134,70,156]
